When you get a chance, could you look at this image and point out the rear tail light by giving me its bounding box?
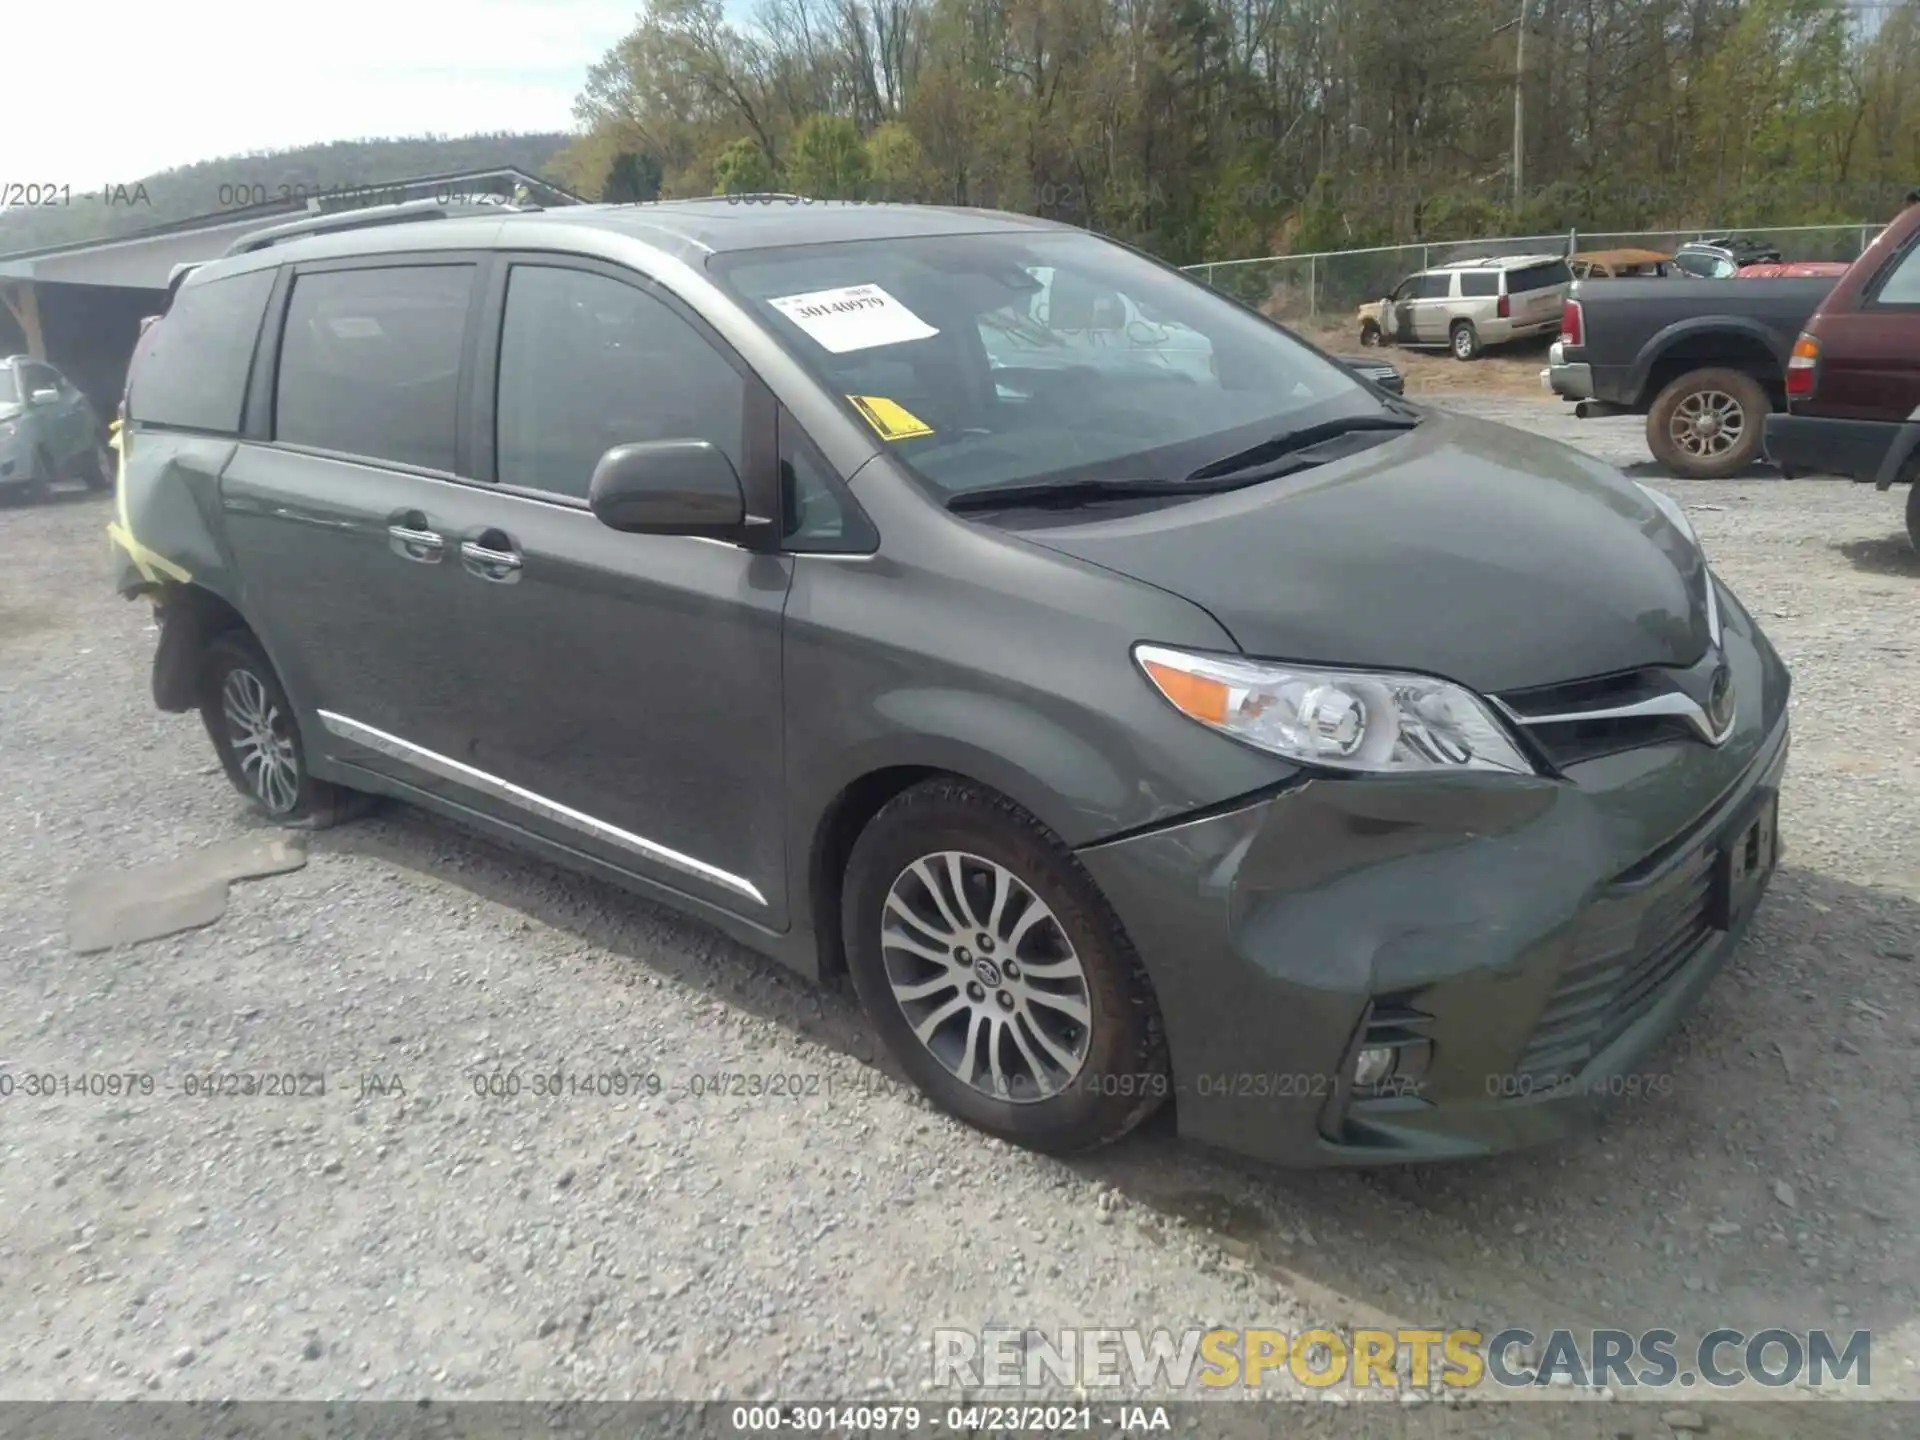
[1560,299,1584,347]
[1497,293,1511,319]
[1785,331,1820,400]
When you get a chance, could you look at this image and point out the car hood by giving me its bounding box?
[0,403,23,425]
[1003,408,1711,695]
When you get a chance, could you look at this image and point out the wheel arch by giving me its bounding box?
[1632,322,1786,408]
[800,720,1145,981]
[150,581,251,712]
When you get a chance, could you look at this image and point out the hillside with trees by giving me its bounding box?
[0,133,572,253]
[555,0,1920,263]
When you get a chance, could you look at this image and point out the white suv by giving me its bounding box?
[1369,253,1573,360]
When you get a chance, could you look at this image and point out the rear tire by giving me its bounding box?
[1647,368,1768,480]
[841,778,1170,1155]
[1449,321,1482,361]
[198,630,362,829]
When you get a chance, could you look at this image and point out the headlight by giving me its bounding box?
[1134,645,1537,775]
[1634,481,1721,644]
[0,421,15,439]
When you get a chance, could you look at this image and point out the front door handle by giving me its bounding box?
[460,532,522,583]
[388,510,444,563]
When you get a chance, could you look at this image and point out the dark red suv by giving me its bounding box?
[1763,194,1920,551]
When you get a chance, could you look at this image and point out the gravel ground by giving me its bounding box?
[1,400,1915,1432]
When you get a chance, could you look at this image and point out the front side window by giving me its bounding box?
[274,264,473,472]
[1415,274,1453,299]
[18,362,60,395]
[710,230,1380,500]
[494,265,746,501]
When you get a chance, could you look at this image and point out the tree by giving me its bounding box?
[712,136,780,193]
[867,120,932,200]
[602,151,665,201]
[785,114,872,198]
[550,0,1920,268]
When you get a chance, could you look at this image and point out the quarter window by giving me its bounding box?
[1873,241,1920,304]
[273,264,473,472]
[494,265,746,501]
[129,266,276,433]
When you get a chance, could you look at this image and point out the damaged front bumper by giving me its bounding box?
[1077,587,1791,1168]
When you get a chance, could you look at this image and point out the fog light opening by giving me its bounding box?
[1353,1046,1396,1088]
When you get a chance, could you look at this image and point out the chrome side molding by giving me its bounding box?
[317,711,768,907]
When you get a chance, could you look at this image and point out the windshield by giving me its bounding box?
[709,230,1383,499]
[0,367,16,404]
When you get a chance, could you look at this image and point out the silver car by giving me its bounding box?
[1375,253,1572,360]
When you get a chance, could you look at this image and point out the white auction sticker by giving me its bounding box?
[767,284,939,354]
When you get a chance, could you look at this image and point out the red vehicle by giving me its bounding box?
[1763,194,1920,552]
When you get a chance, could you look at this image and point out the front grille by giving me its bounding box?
[1498,667,1701,768]
[1512,845,1716,1083]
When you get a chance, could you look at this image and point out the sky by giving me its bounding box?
[1,0,651,182]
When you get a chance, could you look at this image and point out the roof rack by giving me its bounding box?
[220,197,540,257]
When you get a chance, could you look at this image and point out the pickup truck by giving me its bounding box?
[1544,275,1838,478]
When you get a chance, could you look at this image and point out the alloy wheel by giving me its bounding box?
[879,851,1093,1103]
[1670,390,1745,459]
[221,668,301,813]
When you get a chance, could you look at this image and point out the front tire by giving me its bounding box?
[198,630,358,828]
[1359,322,1384,348]
[1449,320,1482,361]
[82,435,114,492]
[842,779,1169,1154]
[1647,368,1768,479]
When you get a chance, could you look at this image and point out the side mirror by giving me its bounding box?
[588,439,746,536]
[29,388,60,405]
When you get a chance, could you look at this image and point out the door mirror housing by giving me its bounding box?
[29,387,60,405]
[588,440,747,536]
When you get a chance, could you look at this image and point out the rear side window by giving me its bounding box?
[274,264,473,472]
[1459,272,1499,297]
[1872,240,1920,304]
[127,267,275,433]
[1507,261,1572,293]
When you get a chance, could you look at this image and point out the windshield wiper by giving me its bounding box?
[947,477,1224,513]
[1184,412,1421,484]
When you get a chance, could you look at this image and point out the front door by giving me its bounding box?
[1385,277,1420,344]
[441,258,793,925]
[18,361,87,471]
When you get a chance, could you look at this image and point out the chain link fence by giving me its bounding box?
[1184,224,1885,332]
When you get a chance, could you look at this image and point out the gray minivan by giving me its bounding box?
[116,200,1788,1168]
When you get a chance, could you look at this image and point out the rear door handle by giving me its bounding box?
[460,531,522,583]
[388,510,444,563]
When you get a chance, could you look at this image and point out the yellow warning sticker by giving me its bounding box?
[848,395,934,441]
